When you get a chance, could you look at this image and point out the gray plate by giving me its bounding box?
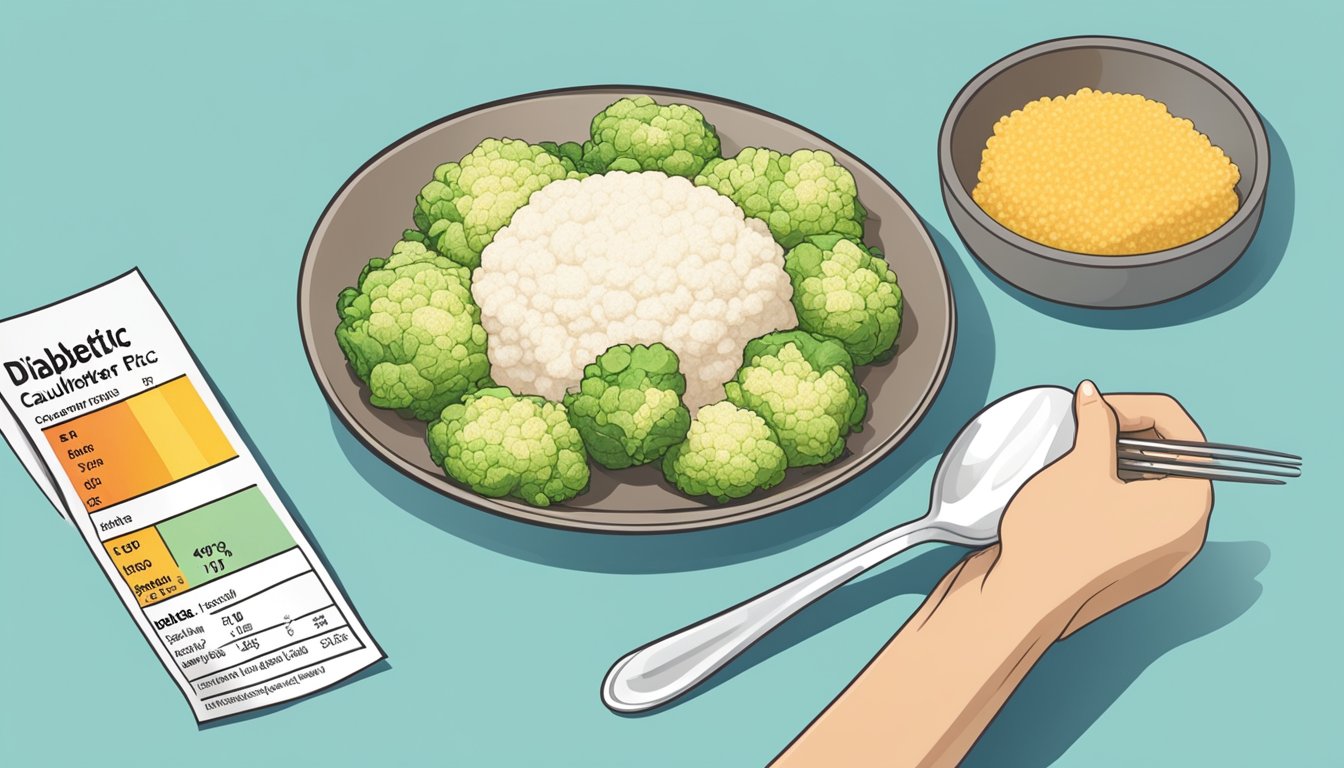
[298,86,954,533]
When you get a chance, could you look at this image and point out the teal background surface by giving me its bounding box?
[2,1,1339,765]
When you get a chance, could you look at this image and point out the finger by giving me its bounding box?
[1103,393,1207,442]
[1070,380,1119,473]
[1132,470,1214,516]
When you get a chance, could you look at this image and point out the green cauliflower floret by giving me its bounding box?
[725,330,867,467]
[784,234,903,365]
[427,387,590,507]
[336,240,492,421]
[538,140,584,168]
[412,138,585,268]
[662,401,788,503]
[562,343,691,469]
[580,95,721,177]
[694,147,865,248]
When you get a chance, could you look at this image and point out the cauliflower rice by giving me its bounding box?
[472,171,797,410]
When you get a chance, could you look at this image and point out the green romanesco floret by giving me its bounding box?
[580,96,721,177]
[725,330,867,467]
[335,239,491,421]
[412,138,585,268]
[662,401,788,502]
[563,343,691,469]
[694,147,866,248]
[784,233,903,365]
[427,387,590,507]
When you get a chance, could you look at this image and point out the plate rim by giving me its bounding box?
[297,83,956,534]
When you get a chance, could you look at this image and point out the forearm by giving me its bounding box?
[775,547,1078,768]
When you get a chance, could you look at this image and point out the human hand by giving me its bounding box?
[991,380,1214,638]
[775,382,1215,767]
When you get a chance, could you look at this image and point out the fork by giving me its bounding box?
[1116,437,1302,484]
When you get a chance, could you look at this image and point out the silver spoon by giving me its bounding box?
[602,385,1078,713]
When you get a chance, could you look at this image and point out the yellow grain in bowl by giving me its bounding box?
[972,87,1240,255]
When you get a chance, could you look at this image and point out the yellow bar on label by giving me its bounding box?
[127,389,209,480]
[160,378,235,465]
[104,527,188,606]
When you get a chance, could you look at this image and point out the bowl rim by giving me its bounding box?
[938,34,1270,269]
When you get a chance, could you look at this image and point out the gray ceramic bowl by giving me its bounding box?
[939,36,1269,308]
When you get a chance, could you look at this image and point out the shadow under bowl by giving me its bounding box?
[938,35,1269,309]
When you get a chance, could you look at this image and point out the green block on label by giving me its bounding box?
[156,487,295,588]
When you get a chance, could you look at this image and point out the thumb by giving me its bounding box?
[1070,380,1118,472]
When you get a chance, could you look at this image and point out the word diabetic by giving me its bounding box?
[3,329,157,407]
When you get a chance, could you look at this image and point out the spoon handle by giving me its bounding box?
[602,517,969,713]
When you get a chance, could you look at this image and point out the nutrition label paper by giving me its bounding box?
[0,270,384,722]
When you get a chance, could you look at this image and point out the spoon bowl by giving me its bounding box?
[929,386,1075,540]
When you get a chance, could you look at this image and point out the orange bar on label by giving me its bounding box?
[44,400,173,512]
[41,377,237,512]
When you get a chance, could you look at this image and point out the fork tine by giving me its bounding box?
[1152,438,1300,461]
[1117,438,1302,467]
[1117,450,1302,478]
[1117,458,1289,485]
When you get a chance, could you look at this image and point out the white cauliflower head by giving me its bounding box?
[472,171,797,410]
